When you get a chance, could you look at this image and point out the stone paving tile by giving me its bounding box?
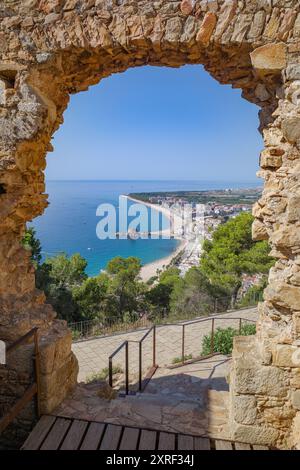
[73,308,258,382]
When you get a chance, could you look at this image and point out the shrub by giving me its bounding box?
[86,365,123,383]
[240,323,256,336]
[172,354,193,364]
[236,280,266,309]
[201,323,256,356]
[71,329,82,341]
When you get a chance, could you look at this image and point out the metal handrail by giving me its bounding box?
[109,340,127,359]
[70,313,151,341]
[156,315,256,329]
[0,327,41,434]
[69,291,262,341]
[137,325,157,392]
[180,316,255,365]
[108,340,129,394]
[108,315,256,392]
[108,326,158,395]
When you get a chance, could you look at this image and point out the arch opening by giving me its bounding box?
[1,0,300,450]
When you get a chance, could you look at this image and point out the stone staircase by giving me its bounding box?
[106,387,230,439]
[54,355,230,440]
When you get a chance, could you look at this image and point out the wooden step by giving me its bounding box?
[22,415,272,451]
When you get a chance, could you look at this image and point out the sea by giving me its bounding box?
[30,180,261,277]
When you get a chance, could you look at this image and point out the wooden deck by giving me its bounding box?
[21,415,270,451]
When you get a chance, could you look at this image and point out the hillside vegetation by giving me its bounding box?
[23,213,274,324]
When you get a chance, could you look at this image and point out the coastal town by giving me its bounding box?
[128,188,262,283]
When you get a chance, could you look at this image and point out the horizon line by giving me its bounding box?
[45,178,262,183]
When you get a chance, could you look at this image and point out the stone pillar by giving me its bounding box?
[0,70,78,448]
[229,50,300,449]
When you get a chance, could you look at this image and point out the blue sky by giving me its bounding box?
[46,65,262,182]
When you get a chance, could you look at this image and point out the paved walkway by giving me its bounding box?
[73,307,258,382]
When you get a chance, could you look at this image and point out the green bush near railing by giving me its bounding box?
[86,365,123,383]
[71,329,82,341]
[201,323,256,356]
[172,354,193,364]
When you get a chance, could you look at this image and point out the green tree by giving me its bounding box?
[22,227,42,267]
[200,212,274,296]
[146,283,173,315]
[105,256,145,320]
[146,267,181,315]
[45,284,79,323]
[43,253,88,287]
[72,274,109,320]
[106,256,141,278]
[35,253,88,322]
[170,267,228,318]
[159,267,181,286]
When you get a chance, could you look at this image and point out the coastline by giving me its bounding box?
[123,195,187,281]
[140,238,188,281]
[124,194,183,239]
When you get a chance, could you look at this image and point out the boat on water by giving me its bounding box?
[115,229,140,240]
[128,228,139,240]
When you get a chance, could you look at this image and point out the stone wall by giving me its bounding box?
[1,0,300,448]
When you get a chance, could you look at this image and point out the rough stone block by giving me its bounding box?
[250,43,287,74]
[282,117,300,144]
[39,328,73,375]
[0,78,7,106]
[234,364,288,397]
[180,0,194,16]
[196,12,217,45]
[39,352,78,414]
[286,64,300,80]
[272,344,299,368]
[214,0,237,40]
[255,83,270,101]
[290,412,300,449]
[291,369,300,389]
[287,197,300,223]
[252,219,268,241]
[260,150,282,168]
[264,282,300,311]
[233,423,279,446]
[232,335,257,358]
[233,395,257,425]
[248,10,266,39]
[292,390,300,410]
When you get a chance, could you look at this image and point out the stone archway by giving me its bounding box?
[1,0,300,449]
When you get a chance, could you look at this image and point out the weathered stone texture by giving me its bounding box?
[1,0,300,449]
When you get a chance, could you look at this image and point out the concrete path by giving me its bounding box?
[72,307,258,382]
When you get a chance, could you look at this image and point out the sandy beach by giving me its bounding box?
[139,238,188,281]
[124,195,187,281]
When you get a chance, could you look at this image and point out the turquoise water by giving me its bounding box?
[31,180,260,277]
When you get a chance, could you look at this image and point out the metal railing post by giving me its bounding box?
[182,324,185,364]
[139,341,142,392]
[109,357,113,388]
[125,341,129,395]
[239,318,242,335]
[33,329,41,418]
[153,325,156,367]
[211,318,215,354]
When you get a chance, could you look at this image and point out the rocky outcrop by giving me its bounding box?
[1,0,300,449]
